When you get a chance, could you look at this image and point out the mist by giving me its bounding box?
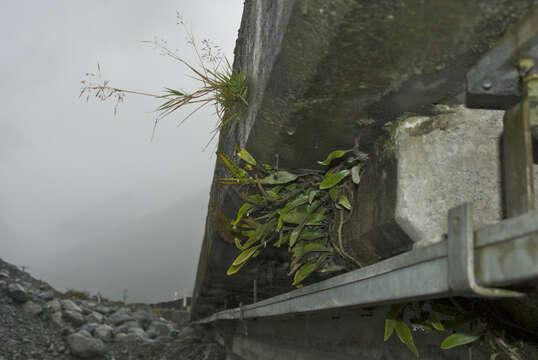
[1,0,244,302]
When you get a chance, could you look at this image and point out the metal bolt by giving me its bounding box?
[482,80,493,90]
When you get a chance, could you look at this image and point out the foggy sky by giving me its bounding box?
[1,0,244,302]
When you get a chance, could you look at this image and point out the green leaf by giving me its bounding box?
[237,148,257,166]
[299,231,326,241]
[289,202,321,248]
[318,150,350,166]
[384,303,408,341]
[217,152,249,180]
[282,205,326,226]
[429,311,444,331]
[395,321,419,357]
[226,261,247,275]
[260,171,298,185]
[338,195,351,210]
[277,194,309,231]
[385,319,397,341]
[234,237,246,250]
[319,264,346,273]
[319,169,351,190]
[351,164,362,184]
[308,189,319,204]
[232,203,254,228]
[243,218,276,249]
[303,243,329,253]
[274,231,289,247]
[232,244,262,266]
[164,87,185,96]
[441,333,480,350]
[292,255,327,286]
[329,187,339,202]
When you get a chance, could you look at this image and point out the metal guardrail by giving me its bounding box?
[196,207,538,323]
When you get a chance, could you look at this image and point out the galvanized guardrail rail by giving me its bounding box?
[196,206,538,323]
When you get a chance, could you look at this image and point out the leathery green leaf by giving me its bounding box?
[234,237,246,250]
[274,231,289,247]
[319,169,350,190]
[232,203,254,228]
[260,171,298,185]
[384,303,407,341]
[384,318,397,342]
[395,321,418,357]
[292,255,327,286]
[318,149,350,166]
[307,188,319,204]
[232,244,262,266]
[237,148,256,166]
[282,205,326,225]
[441,333,480,350]
[226,260,247,275]
[277,194,309,231]
[338,195,351,210]
[329,187,339,202]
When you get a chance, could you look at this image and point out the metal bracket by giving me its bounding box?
[447,203,524,298]
[466,6,538,110]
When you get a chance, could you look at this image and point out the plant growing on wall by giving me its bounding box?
[384,299,523,359]
[79,13,247,143]
[217,146,367,287]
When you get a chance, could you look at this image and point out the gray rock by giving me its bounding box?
[47,299,62,312]
[7,283,27,302]
[67,331,105,358]
[64,310,85,326]
[114,320,140,334]
[22,301,42,316]
[94,305,111,315]
[132,310,157,330]
[115,331,144,343]
[61,299,82,313]
[128,327,146,339]
[86,311,104,324]
[169,329,181,339]
[81,322,100,334]
[0,280,6,290]
[39,290,55,301]
[94,324,113,341]
[146,321,171,338]
[107,309,133,326]
[0,270,9,279]
[49,311,64,328]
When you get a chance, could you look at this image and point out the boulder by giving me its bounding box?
[81,322,100,335]
[22,301,42,316]
[107,308,134,326]
[61,299,82,313]
[94,305,112,315]
[39,290,55,301]
[114,320,140,334]
[94,324,113,341]
[7,283,27,303]
[146,321,171,339]
[47,299,62,312]
[49,311,65,328]
[132,310,157,330]
[67,330,105,359]
[64,310,85,326]
[86,311,104,324]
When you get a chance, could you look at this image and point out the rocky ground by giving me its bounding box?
[0,258,226,359]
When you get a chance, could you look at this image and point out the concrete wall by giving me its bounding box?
[211,307,486,360]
